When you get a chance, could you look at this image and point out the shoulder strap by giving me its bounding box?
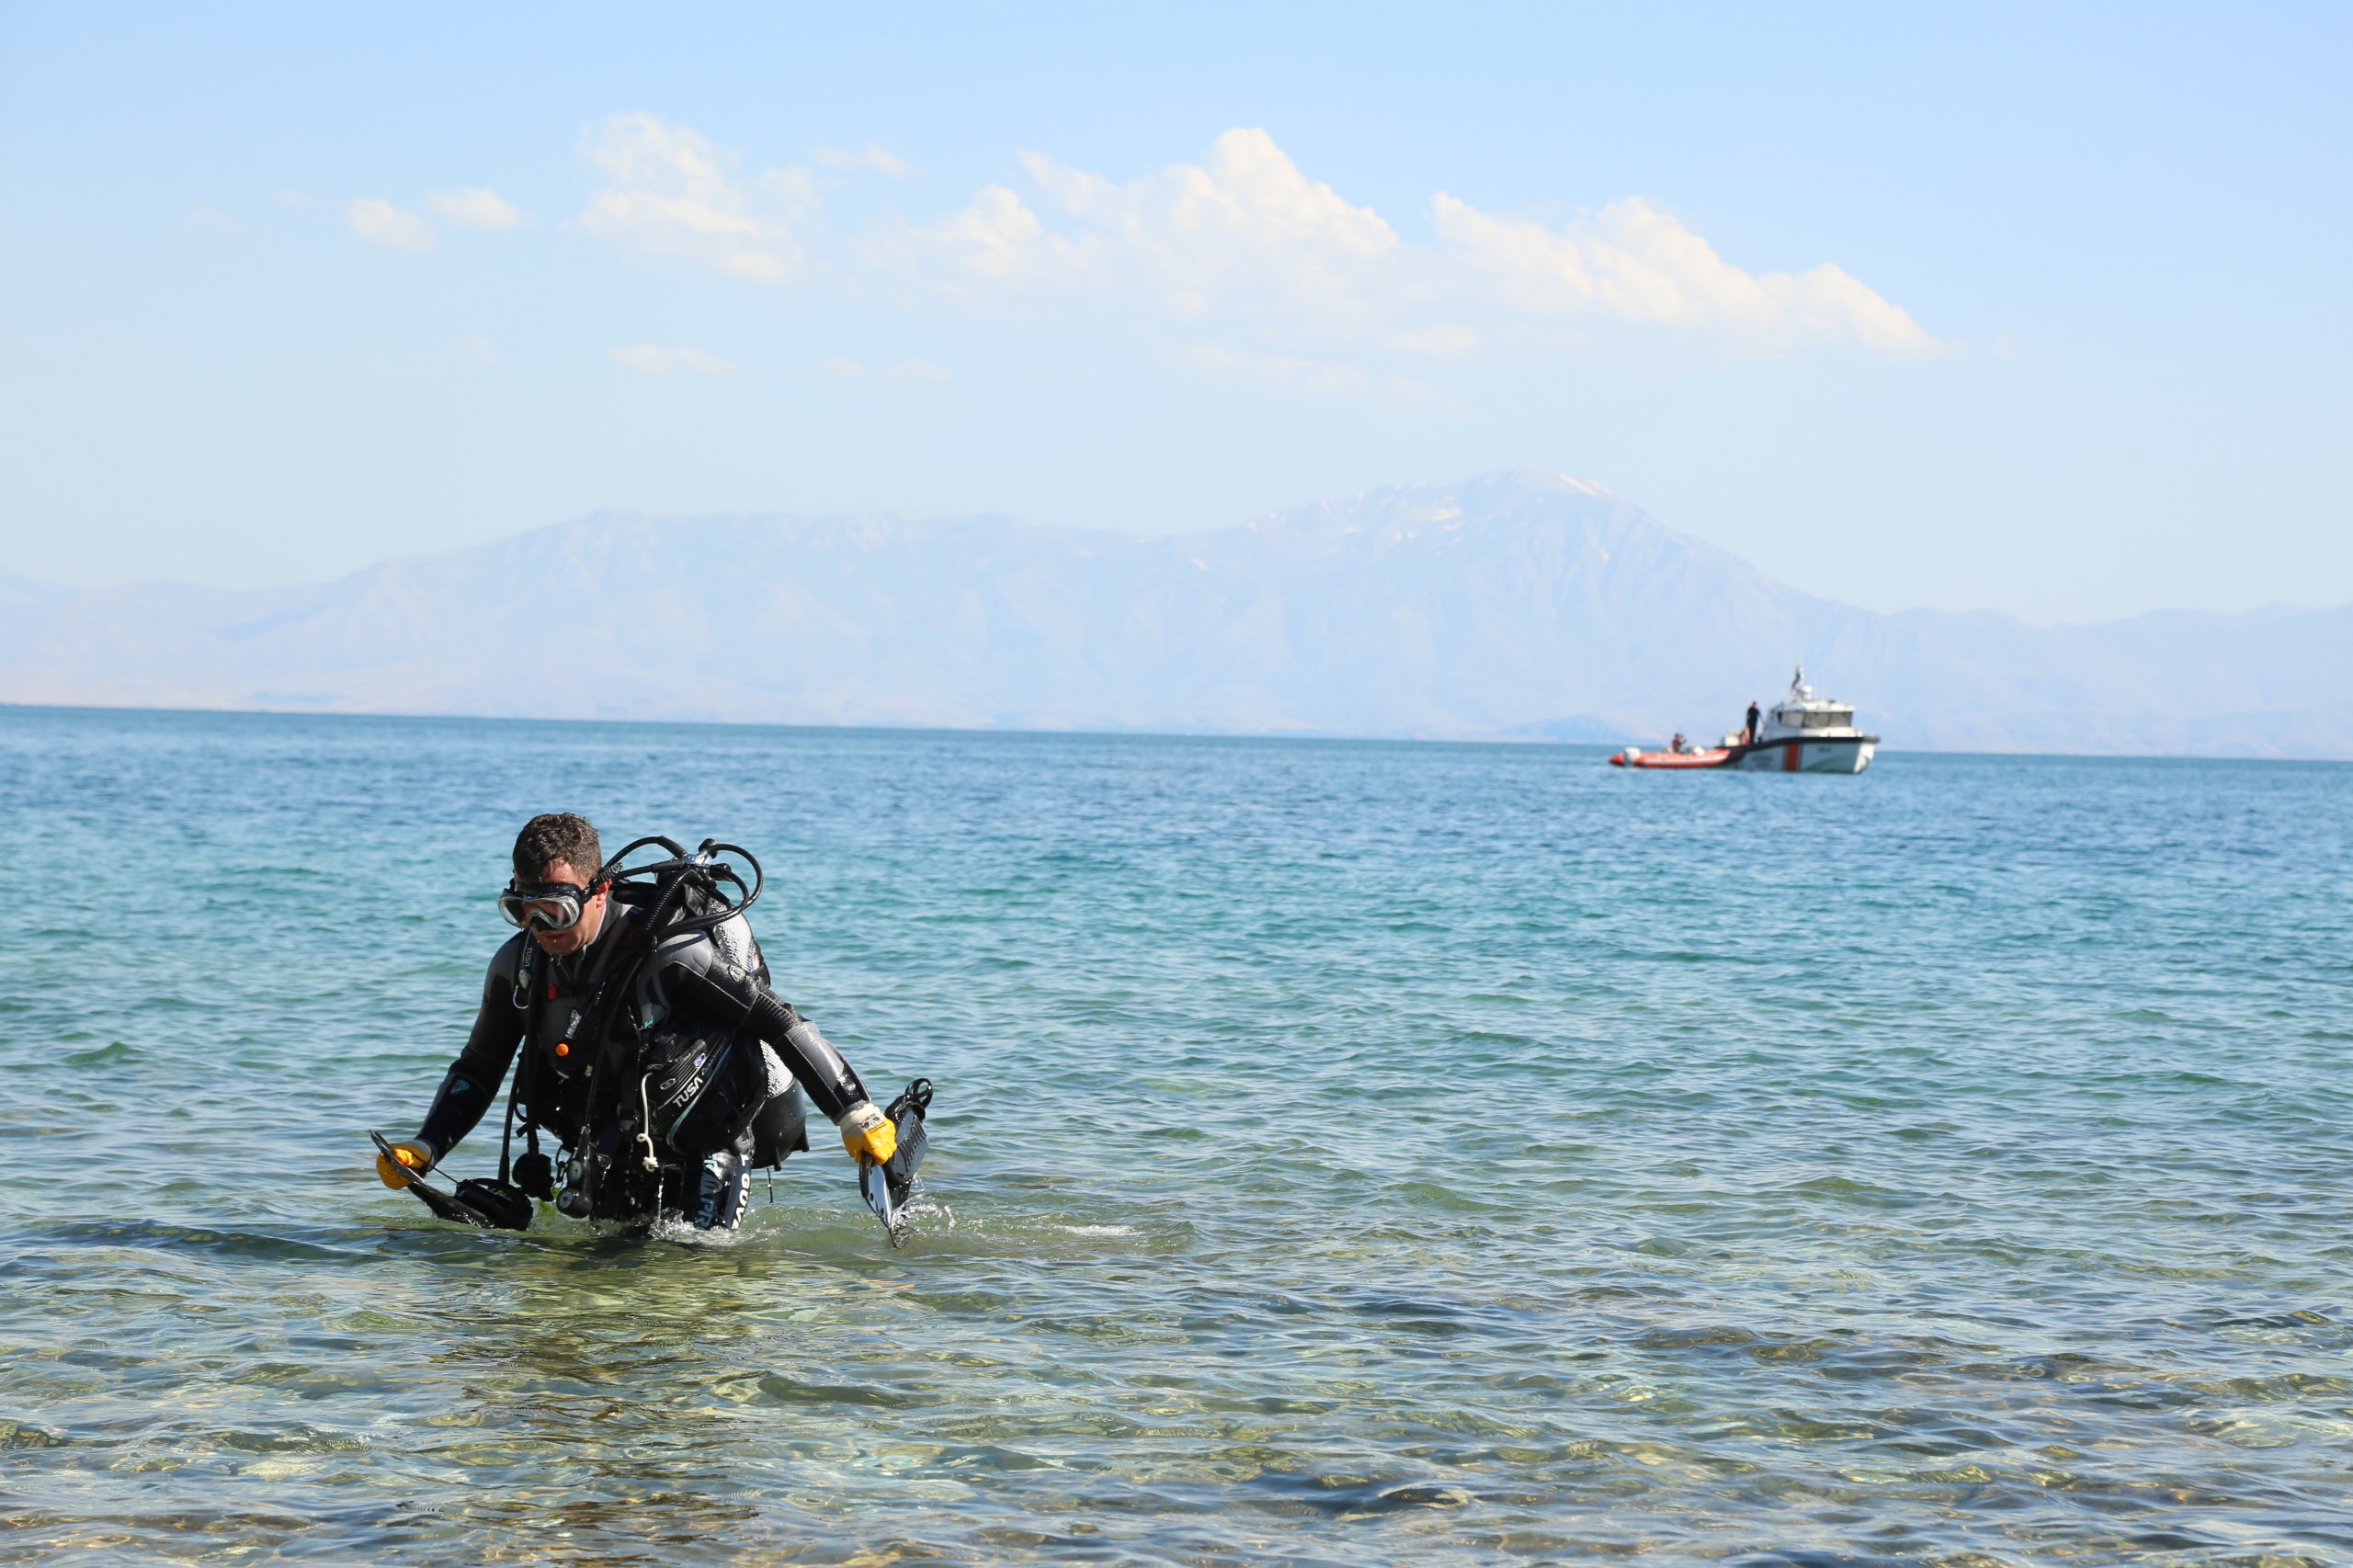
[508,943,546,1136]
[517,945,547,1163]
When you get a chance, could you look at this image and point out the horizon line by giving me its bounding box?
[5,699,2347,767]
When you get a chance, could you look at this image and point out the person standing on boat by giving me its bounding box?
[1745,700,1761,745]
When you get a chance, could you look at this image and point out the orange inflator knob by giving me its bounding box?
[555,1041,570,1058]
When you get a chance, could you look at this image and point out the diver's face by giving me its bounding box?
[529,858,608,957]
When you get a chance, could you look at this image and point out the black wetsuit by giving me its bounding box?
[415,900,870,1230]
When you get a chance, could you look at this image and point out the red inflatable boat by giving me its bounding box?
[1608,745,1732,769]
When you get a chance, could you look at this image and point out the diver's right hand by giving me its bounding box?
[374,1139,436,1187]
[836,1101,898,1167]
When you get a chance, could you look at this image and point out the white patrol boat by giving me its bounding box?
[1726,665,1878,773]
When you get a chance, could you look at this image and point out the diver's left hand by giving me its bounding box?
[374,1139,435,1187]
[837,1101,898,1166]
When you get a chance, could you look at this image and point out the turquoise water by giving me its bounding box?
[2,707,2348,1565]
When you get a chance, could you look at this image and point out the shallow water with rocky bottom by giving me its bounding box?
[1,708,2347,1565]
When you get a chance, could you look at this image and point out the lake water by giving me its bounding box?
[2,707,2347,1565]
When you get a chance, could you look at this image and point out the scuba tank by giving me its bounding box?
[554,835,772,1221]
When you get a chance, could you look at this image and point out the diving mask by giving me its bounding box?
[495,879,602,931]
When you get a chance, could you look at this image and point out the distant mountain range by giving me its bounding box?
[5,470,2347,757]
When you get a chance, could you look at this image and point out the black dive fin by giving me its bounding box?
[371,1131,532,1231]
[859,1080,933,1246]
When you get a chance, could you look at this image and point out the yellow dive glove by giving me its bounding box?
[374,1139,435,1188]
[837,1101,898,1166]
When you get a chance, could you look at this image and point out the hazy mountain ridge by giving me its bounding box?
[5,470,2347,756]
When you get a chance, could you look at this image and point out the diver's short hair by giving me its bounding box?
[513,812,602,883]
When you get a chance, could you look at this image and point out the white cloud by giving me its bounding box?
[1430,194,1935,352]
[924,128,1399,320]
[184,206,236,231]
[920,183,1070,286]
[900,128,1933,362]
[613,344,738,376]
[548,119,1938,403]
[345,199,436,252]
[426,187,529,230]
[813,142,913,178]
[453,336,499,364]
[1023,128,1395,257]
[580,113,812,283]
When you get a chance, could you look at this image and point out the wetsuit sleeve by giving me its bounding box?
[658,956,871,1123]
[416,941,527,1159]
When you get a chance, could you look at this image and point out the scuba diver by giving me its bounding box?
[372,812,905,1233]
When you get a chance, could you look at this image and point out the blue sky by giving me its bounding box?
[1,2,2345,621]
